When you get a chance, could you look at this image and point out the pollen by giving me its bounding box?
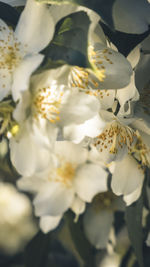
[0,24,27,88]
[56,162,75,187]
[85,89,111,99]
[88,45,115,81]
[69,66,100,90]
[93,120,137,155]
[33,85,64,123]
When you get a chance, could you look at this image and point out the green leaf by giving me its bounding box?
[36,0,115,29]
[24,231,51,267]
[125,196,144,267]
[42,11,90,67]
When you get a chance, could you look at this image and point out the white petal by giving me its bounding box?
[0,70,12,100]
[15,0,55,53]
[54,141,88,165]
[10,123,51,176]
[98,90,116,110]
[83,208,114,249]
[112,0,150,34]
[63,114,105,143]
[12,54,44,101]
[60,91,100,125]
[89,43,132,89]
[34,182,74,216]
[40,215,62,233]
[31,120,57,150]
[0,19,13,42]
[71,196,85,215]
[123,184,143,206]
[13,91,31,122]
[74,163,108,202]
[116,73,139,117]
[111,155,144,196]
[17,175,48,193]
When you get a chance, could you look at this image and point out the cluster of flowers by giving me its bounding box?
[0,0,150,250]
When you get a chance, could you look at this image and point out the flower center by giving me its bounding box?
[0,26,24,73]
[69,66,100,90]
[33,85,65,123]
[48,161,75,187]
[93,120,137,154]
[56,162,75,186]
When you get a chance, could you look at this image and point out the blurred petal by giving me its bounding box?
[40,215,62,233]
[34,183,74,216]
[112,0,150,34]
[83,208,114,249]
[55,141,88,165]
[71,196,85,215]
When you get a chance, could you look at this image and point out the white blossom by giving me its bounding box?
[17,141,108,233]
[0,0,55,101]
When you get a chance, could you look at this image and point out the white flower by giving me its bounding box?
[91,115,137,164]
[0,182,37,254]
[87,109,150,204]
[17,141,108,233]
[30,68,100,126]
[10,65,101,176]
[63,71,141,145]
[0,0,55,101]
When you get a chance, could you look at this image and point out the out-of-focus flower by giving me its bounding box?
[0,0,55,101]
[0,182,37,254]
[112,0,150,34]
[17,141,108,233]
[83,191,124,249]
